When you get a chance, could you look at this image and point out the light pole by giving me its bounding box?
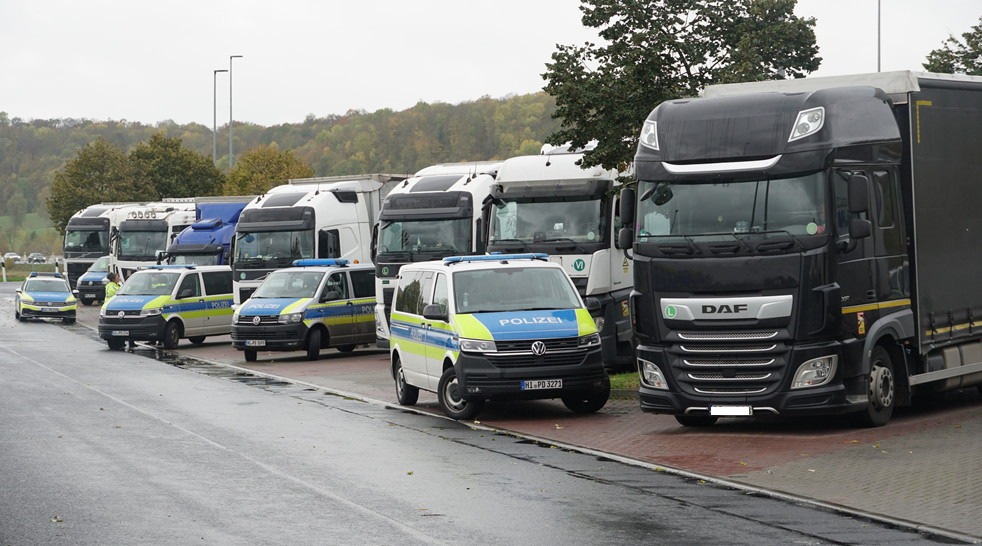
[229,55,243,171]
[212,69,228,165]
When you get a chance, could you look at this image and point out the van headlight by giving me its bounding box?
[639,358,669,390]
[791,355,837,389]
[232,311,239,323]
[140,307,162,317]
[278,312,303,324]
[579,333,601,348]
[459,338,497,353]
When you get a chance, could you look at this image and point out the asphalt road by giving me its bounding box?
[0,284,957,544]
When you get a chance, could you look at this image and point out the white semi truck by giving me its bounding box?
[486,145,634,370]
[63,202,144,287]
[231,174,407,304]
[113,199,197,279]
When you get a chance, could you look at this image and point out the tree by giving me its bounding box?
[923,15,982,75]
[543,0,821,170]
[223,145,315,195]
[129,132,225,199]
[46,139,155,233]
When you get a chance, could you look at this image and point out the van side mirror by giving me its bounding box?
[619,187,636,226]
[849,218,872,240]
[848,174,870,213]
[584,297,601,312]
[321,290,341,302]
[422,303,448,322]
[177,288,194,299]
[617,227,635,250]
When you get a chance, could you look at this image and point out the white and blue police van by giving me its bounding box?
[231,259,376,362]
[389,253,609,420]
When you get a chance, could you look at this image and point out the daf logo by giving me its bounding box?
[702,304,748,314]
[252,316,262,325]
[531,341,547,356]
[117,311,125,318]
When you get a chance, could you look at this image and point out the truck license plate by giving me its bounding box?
[245,340,266,347]
[522,379,562,390]
[111,330,129,337]
[710,405,752,417]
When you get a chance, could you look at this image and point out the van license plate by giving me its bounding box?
[82,294,95,299]
[245,340,266,347]
[42,308,57,312]
[522,379,562,390]
[111,330,129,337]
[710,405,752,416]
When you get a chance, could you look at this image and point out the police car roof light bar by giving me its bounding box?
[28,272,63,278]
[146,264,196,270]
[293,259,349,267]
[443,253,549,264]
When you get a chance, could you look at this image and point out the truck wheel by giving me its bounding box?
[107,338,126,351]
[337,344,356,353]
[675,414,718,427]
[561,378,611,414]
[306,328,321,361]
[394,355,419,406]
[438,367,483,420]
[850,345,895,428]
[162,321,182,350]
[244,349,257,362]
[188,336,206,345]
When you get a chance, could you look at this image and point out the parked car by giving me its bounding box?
[14,272,78,323]
[4,252,23,264]
[27,253,46,264]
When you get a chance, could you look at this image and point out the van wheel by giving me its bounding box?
[188,336,206,345]
[162,321,182,350]
[306,328,321,361]
[393,356,419,406]
[80,299,93,306]
[244,349,257,362]
[107,338,126,351]
[850,345,895,428]
[561,378,611,414]
[337,344,356,353]
[438,367,483,420]
[675,415,718,427]
[63,317,76,324]
[15,309,23,321]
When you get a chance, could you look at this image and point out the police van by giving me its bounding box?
[98,265,234,350]
[231,259,375,362]
[389,253,610,420]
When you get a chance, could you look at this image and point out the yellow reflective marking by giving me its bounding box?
[915,100,932,144]
[841,299,910,314]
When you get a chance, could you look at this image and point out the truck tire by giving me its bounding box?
[244,349,257,362]
[438,366,483,420]
[107,338,126,351]
[306,328,321,361]
[561,378,611,414]
[163,321,182,350]
[393,355,419,406]
[675,414,718,427]
[850,345,895,428]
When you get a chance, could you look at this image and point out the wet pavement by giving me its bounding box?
[71,303,982,542]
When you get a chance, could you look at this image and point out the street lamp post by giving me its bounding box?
[229,55,243,171]
[212,69,228,166]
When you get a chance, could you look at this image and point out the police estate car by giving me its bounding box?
[98,265,234,350]
[389,253,609,420]
[15,272,78,323]
[231,259,376,362]
[76,255,113,305]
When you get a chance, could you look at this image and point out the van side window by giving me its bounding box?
[349,270,375,298]
[433,273,449,315]
[324,272,348,299]
[178,273,201,298]
[202,270,233,295]
[418,272,435,313]
[395,272,422,314]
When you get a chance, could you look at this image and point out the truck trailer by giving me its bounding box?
[619,71,982,427]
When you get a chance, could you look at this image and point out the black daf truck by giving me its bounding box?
[618,71,982,427]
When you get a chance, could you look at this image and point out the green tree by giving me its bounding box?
[8,191,27,228]
[224,145,315,195]
[46,139,155,233]
[543,0,821,170]
[129,132,225,199]
[923,15,982,75]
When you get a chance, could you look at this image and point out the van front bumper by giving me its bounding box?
[231,323,308,351]
[98,316,165,341]
[456,347,608,401]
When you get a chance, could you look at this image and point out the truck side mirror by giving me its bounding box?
[848,174,870,213]
[617,227,635,250]
[619,187,636,226]
[849,218,872,240]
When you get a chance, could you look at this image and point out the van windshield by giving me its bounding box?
[117,272,180,296]
[252,271,324,299]
[453,267,581,314]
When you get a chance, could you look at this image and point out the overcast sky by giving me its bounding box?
[1,0,979,127]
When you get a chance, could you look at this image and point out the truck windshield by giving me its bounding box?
[233,230,314,268]
[489,198,603,245]
[117,272,180,296]
[170,254,220,266]
[636,172,827,240]
[453,267,581,314]
[118,230,168,260]
[65,229,109,254]
[252,270,324,299]
[378,218,471,256]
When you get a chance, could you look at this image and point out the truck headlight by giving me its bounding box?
[459,338,497,353]
[278,312,303,324]
[791,355,837,389]
[579,333,601,348]
[640,358,668,390]
[140,307,162,317]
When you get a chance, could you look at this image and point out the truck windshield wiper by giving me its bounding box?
[541,237,586,252]
[490,238,532,251]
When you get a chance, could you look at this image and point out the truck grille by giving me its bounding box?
[677,330,778,341]
[668,329,787,396]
